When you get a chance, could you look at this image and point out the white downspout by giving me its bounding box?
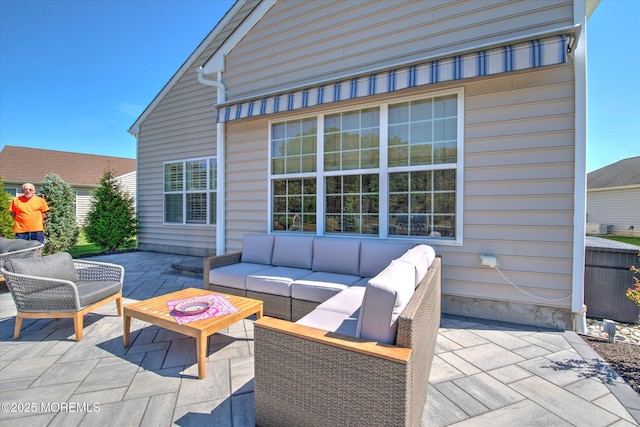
[198,67,227,255]
[572,1,588,334]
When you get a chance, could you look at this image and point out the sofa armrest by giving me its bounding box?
[202,252,242,289]
[255,316,411,363]
[255,317,413,426]
[74,260,124,284]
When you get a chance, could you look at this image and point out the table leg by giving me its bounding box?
[196,331,207,379]
[123,314,131,347]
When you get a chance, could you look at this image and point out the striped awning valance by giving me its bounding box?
[216,35,568,123]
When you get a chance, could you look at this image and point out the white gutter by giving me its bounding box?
[571,0,588,334]
[198,68,227,256]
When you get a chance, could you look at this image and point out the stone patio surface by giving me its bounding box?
[1,250,638,426]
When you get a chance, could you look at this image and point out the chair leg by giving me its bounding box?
[73,313,84,341]
[116,294,123,316]
[13,314,23,340]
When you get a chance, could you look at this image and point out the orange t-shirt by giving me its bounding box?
[9,196,49,233]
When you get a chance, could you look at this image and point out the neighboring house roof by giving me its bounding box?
[0,145,136,187]
[587,156,640,189]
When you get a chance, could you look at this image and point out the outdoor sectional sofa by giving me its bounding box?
[204,234,442,426]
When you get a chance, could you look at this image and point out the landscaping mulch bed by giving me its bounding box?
[583,335,640,394]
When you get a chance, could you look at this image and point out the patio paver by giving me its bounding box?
[1,250,638,426]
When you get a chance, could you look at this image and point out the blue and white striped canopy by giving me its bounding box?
[216,35,568,123]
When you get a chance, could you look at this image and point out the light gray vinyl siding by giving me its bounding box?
[223,63,576,308]
[587,187,640,235]
[136,56,219,254]
[76,190,93,226]
[223,0,573,100]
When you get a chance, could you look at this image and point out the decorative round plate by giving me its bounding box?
[174,301,211,315]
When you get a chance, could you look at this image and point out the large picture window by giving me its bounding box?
[163,157,217,225]
[269,90,462,242]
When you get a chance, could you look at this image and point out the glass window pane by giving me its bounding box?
[186,160,207,191]
[209,192,216,224]
[164,163,183,192]
[186,193,207,223]
[389,102,409,124]
[164,194,183,223]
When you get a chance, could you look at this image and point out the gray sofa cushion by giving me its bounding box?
[296,308,359,337]
[312,286,366,315]
[0,237,41,254]
[241,234,275,265]
[291,271,361,303]
[296,287,366,337]
[356,259,416,344]
[271,235,314,269]
[246,266,312,297]
[209,263,272,290]
[397,244,436,286]
[358,241,413,278]
[312,238,360,275]
[4,252,80,283]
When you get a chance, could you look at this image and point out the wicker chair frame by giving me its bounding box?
[1,259,124,341]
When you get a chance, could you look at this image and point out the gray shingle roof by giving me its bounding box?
[0,145,135,187]
[587,156,640,189]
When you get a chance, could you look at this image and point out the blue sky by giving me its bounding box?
[1,0,638,172]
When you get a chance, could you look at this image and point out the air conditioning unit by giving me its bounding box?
[586,223,608,235]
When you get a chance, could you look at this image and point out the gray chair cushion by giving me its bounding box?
[4,252,79,283]
[0,237,41,254]
[209,263,272,290]
[356,260,416,344]
[358,241,413,278]
[246,266,312,297]
[76,280,122,307]
[291,271,360,303]
[271,235,314,269]
[312,238,360,275]
[241,234,275,265]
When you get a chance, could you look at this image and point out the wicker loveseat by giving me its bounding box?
[253,254,441,427]
[204,234,420,321]
[205,234,441,426]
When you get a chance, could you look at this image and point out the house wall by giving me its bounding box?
[76,189,93,226]
[223,0,574,101]
[223,63,576,328]
[587,186,640,236]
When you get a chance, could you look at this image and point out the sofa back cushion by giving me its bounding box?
[356,260,416,344]
[271,235,314,269]
[397,244,436,287]
[358,241,413,278]
[241,234,275,265]
[4,252,79,283]
[312,238,360,275]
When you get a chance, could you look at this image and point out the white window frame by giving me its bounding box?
[163,157,217,226]
[267,88,464,245]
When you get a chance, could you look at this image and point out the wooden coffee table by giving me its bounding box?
[123,288,263,379]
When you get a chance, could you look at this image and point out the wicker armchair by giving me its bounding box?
[1,252,124,341]
[254,257,442,427]
[0,237,44,279]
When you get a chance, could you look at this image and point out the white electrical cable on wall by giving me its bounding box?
[494,266,572,302]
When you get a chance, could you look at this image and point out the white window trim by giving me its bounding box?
[267,87,464,245]
[163,156,217,226]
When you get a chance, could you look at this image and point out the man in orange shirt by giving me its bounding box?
[8,183,49,244]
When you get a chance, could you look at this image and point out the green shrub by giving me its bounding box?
[0,177,15,238]
[85,167,137,253]
[41,173,79,253]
